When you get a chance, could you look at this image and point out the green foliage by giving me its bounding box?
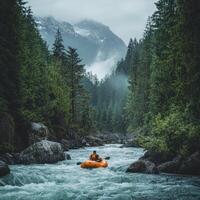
[94,73,128,132]
[45,62,70,122]
[126,0,200,155]
[141,109,200,156]
[82,70,128,133]
[65,47,85,124]
[0,1,95,151]
[53,29,66,61]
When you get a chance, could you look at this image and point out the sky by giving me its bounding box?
[27,0,157,44]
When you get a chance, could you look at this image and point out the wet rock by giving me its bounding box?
[0,153,16,165]
[81,139,90,147]
[0,160,10,177]
[67,139,84,149]
[85,136,104,146]
[19,140,65,164]
[29,122,49,145]
[140,151,174,166]
[141,151,200,175]
[120,140,140,148]
[0,153,21,165]
[12,153,21,164]
[126,160,159,174]
[65,153,71,160]
[96,132,124,144]
[60,139,70,151]
[179,152,200,175]
[65,129,84,149]
[158,156,183,174]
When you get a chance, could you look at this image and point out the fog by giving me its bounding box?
[85,51,118,79]
[27,0,156,44]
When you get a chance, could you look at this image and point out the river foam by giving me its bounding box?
[0,144,200,200]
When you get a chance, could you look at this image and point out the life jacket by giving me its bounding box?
[90,153,98,161]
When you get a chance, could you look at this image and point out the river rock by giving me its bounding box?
[140,151,174,165]
[81,138,90,147]
[0,160,10,177]
[29,122,49,145]
[60,139,70,151]
[96,132,124,144]
[67,139,84,149]
[65,153,71,160]
[19,140,65,164]
[158,156,183,174]
[120,140,139,148]
[179,152,200,175]
[126,160,159,174]
[85,136,104,146]
[0,153,17,165]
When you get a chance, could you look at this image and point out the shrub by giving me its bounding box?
[140,108,200,156]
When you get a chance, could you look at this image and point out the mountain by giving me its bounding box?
[34,16,127,78]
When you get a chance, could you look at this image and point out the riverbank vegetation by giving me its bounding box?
[0,0,94,152]
[0,0,200,160]
[125,0,200,156]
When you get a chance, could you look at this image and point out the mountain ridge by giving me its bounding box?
[34,16,127,78]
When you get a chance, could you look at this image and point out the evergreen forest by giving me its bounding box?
[0,0,200,158]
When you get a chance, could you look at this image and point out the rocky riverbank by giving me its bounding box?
[127,150,200,176]
[0,122,137,177]
[0,140,72,177]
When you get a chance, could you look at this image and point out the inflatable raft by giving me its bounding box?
[81,160,108,168]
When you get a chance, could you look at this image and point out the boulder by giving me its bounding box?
[96,132,123,144]
[29,122,49,145]
[19,140,65,164]
[140,151,174,166]
[120,140,139,148]
[0,153,16,165]
[81,138,90,147]
[66,139,84,149]
[158,156,183,174]
[126,160,159,174]
[60,139,70,151]
[179,152,200,175]
[0,160,10,177]
[65,153,71,160]
[85,136,104,146]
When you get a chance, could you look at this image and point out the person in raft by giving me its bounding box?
[89,151,102,162]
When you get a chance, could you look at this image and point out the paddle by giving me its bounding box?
[76,156,110,165]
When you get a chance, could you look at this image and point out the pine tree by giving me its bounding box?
[65,47,85,124]
[0,0,20,115]
[52,29,66,62]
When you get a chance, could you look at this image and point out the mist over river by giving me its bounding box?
[0,144,200,200]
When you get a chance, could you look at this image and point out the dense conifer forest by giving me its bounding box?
[0,0,95,152]
[0,0,200,158]
[125,0,200,156]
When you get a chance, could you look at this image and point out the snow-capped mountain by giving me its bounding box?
[35,16,127,78]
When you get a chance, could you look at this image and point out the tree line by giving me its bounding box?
[0,0,94,152]
[125,0,200,156]
[1,0,200,157]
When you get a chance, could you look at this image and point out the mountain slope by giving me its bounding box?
[35,17,127,78]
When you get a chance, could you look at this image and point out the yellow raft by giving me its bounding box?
[81,160,108,168]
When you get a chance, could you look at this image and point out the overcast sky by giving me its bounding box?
[27,0,157,44]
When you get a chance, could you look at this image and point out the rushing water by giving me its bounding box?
[0,144,200,200]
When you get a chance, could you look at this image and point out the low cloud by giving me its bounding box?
[27,0,156,44]
[85,52,117,79]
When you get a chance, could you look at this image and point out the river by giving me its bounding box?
[0,144,200,200]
